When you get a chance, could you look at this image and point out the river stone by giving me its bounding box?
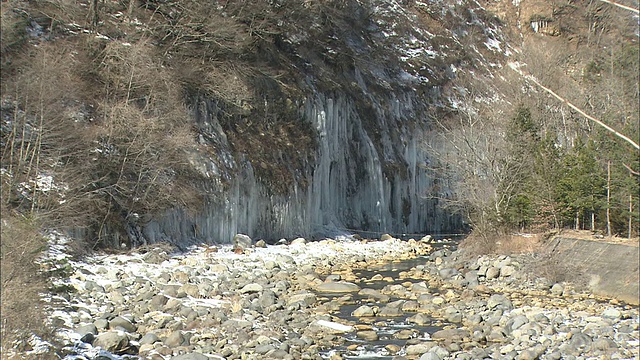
[316,281,360,293]
[486,267,500,279]
[84,280,105,292]
[359,288,390,302]
[439,268,459,279]
[76,324,98,337]
[240,283,263,293]
[109,316,136,333]
[380,234,394,241]
[164,330,187,347]
[402,300,420,312]
[352,305,376,317]
[500,265,516,277]
[93,331,129,353]
[233,234,252,251]
[411,282,430,294]
[265,349,289,358]
[487,294,512,310]
[507,315,529,333]
[568,332,592,355]
[602,308,622,319]
[431,328,469,342]
[288,292,316,306]
[94,318,109,330]
[356,330,379,341]
[171,353,209,360]
[406,342,436,355]
[550,283,564,296]
[419,353,441,360]
[378,305,403,317]
[407,313,431,325]
[290,237,307,245]
[394,329,416,339]
[140,333,160,345]
[255,239,267,248]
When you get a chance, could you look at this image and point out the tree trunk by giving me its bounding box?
[606,160,611,237]
[591,211,595,232]
[629,193,633,239]
[575,210,580,230]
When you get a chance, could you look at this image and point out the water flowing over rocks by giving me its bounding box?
[44,235,639,360]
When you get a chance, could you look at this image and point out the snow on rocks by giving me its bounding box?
[44,234,432,359]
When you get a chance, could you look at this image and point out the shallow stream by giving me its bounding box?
[319,240,458,359]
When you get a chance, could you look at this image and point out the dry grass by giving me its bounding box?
[459,231,545,257]
[0,213,57,359]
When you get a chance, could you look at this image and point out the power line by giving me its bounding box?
[508,62,640,150]
[597,0,639,14]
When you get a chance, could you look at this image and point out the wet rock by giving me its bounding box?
[356,330,379,341]
[401,300,420,312]
[411,282,431,294]
[255,239,267,248]
[352,305,376,317]
[394,329,416,339]
[407,313,431,325]
[378,304,403,317]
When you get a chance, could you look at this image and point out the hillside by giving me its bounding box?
[1,0,638,244]
[1,0,638,355]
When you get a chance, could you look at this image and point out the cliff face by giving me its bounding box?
[134,0,512,245]
[4,0,634,247]
[0,0,512,246]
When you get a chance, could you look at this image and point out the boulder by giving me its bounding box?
[356,330,379,341]
[139,333,160,345]
[431,328,469,342]
[93,331,129,353]
[75,324,98,337]
[164,330,188,347]
[287,292,317,306]
[239,283,264,294]
[290,238,307,245]
[109,316,137,333]
[233,234,252,251]
[352,305,376,317]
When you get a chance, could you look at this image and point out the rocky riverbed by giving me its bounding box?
[25,234,640,359]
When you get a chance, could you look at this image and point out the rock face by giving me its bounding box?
[113,0,511,246]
